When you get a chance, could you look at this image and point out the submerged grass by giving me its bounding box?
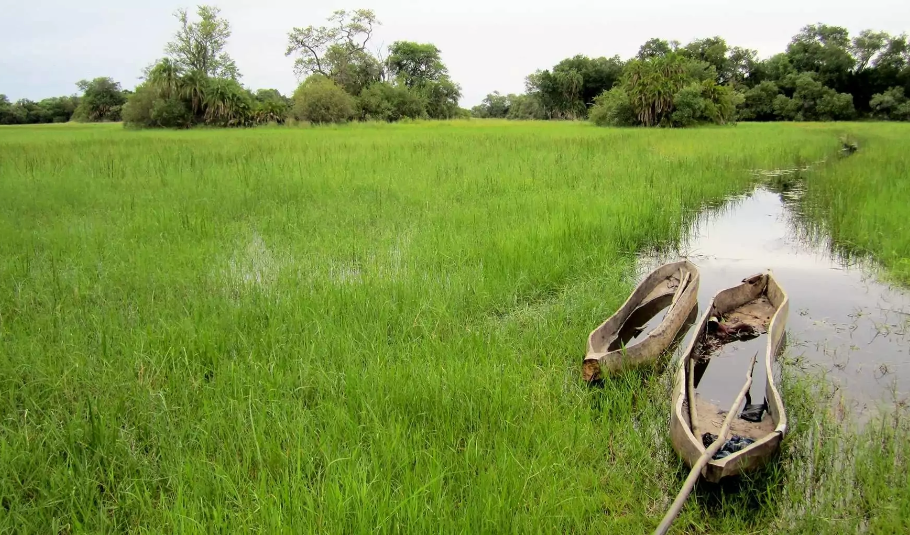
[0,121,906,532]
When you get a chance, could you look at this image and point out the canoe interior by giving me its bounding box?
[584,261,700,380]
[588,265,689,354]
[672,272,790,482]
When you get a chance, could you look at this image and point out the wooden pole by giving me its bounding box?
[653,353,758,535]
[687,357,699,437]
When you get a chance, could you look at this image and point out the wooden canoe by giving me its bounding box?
[670,272,789,483]
[583,261,699,381]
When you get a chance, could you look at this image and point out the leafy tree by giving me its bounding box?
[771,73,854,120]
[387,41,448,88]
[473,91,511,118]
[417,77,461,119]
[727,47,760,87]
[38,96,79,123]
[786,24,854,91]
[286,9,378,80]
[325,45,382,96]
[165,5,239,80]
[0,95,14,125]
[681,37,729,82]
[357,82,425,121]
[291,75,355,124]
[73,77,127,122]
[739,81,781,121]
[670,84,707,126]
[506,94,546,120]
[637,38,673,60]
[771,94,798,120]
[870,87,910,120]
[852,30,890,72]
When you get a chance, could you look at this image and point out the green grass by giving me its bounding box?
[0,121,907,533]
[796,122,910,285]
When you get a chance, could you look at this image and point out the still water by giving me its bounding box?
[639,187,910,413]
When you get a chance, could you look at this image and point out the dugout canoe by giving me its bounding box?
[670,272,789,483]
[582,261,699,382]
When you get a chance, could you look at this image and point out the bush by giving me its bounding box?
[151,98,191,128]
[817,92,855,121]
[773,94,799,121]
[671,84,706,127]
[739,81,780,121]
[589,88,637,126]
[122,84,158,128]
[870,87,908,120]
[356,82,427,122]
[292,75,355,124]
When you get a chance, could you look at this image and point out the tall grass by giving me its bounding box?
[0,121,904,533]
[796,122,910,285]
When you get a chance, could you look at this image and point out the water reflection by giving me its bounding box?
[640,187,910,412]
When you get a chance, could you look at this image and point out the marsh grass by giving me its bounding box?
[796,123,910,286]
[0,121,906,532]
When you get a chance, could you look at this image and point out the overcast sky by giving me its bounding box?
[1,0,908,106]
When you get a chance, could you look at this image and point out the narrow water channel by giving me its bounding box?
[640,186,910,413]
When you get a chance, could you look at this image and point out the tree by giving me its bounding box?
[357,82,425,121]
[291,75,355,124]
[870,87,910,120]
[0,95,13,125]
[681,37,730,82]
[739,81,781,121]
[852,30,889,72]
[727,47,759,87]
[786,24,854,90]
[417,77,461,119]
[73,77,127,122]
[286,9,378,80]
[203,78,255,126]
[623,53,693,126]
[386,41,448,88]
[165,5,239,80]
[473,92,511,118]
[324,45,382,96]
[638,38,673,60]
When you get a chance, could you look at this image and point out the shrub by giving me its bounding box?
[589,88,637,126]
[870,87,908,120]
[671,84,706,127]
[151,98,192,128]
[122,84,159,128]
[292,75,355,124]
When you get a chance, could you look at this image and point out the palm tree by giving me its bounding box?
[147,59,183,99]
[181,70,209,118]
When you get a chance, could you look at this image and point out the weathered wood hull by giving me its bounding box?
[670,272,789,483]
[583,261,700,381]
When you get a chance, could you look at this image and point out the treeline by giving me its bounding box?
[1,6,467,129]
[6,10,910,129]
[0,78,128,125]
[124,7,467,128]
[473,25,910,126]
